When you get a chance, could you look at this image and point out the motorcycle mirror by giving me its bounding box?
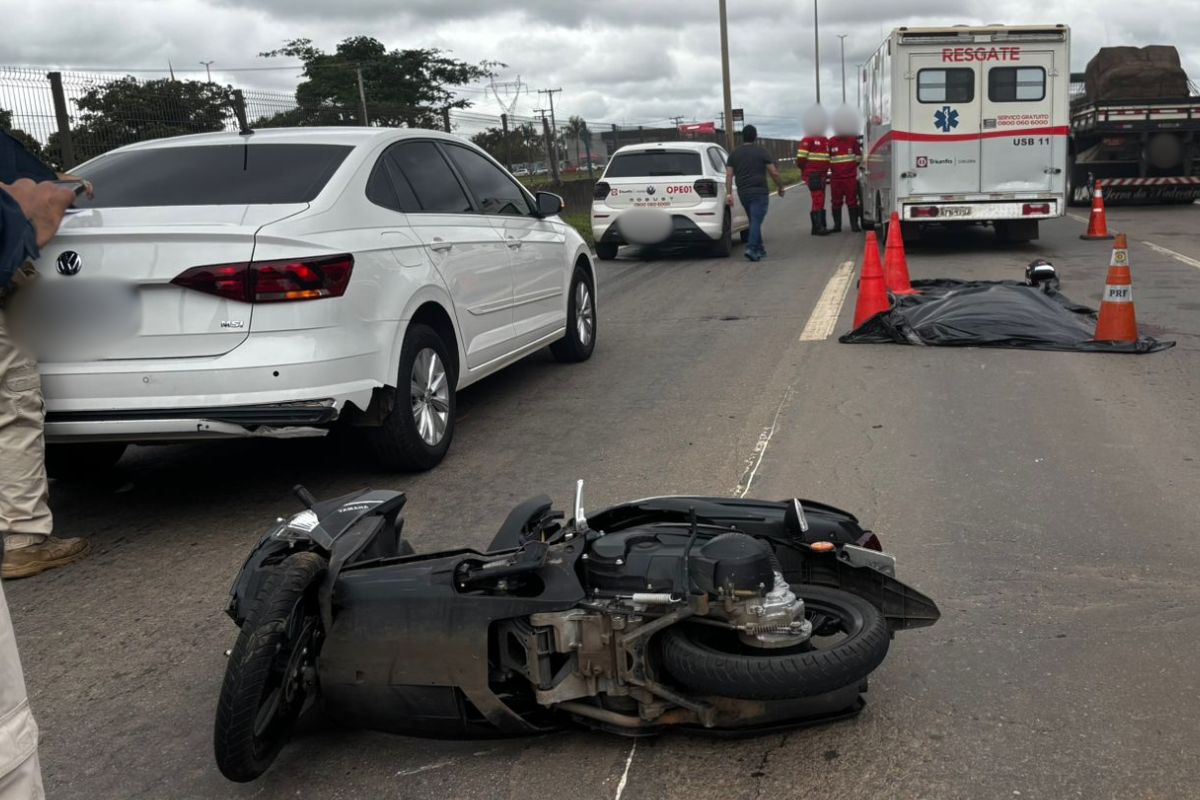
[573,479,588,531]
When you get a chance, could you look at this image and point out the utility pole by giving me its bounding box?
[813,0,821,105]
[199,60,214,83]
[537,88,562,180]
[838,35,847,104]
[718,0,734,150]
[356,67,369,126]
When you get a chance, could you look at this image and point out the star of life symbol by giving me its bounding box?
[934,106,959,132]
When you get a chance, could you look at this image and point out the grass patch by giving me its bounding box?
[560,211,594,248]
[519,172,598,191]
[776,163,802,187]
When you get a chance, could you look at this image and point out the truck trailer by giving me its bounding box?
[860,24,1071,242]
[1068,45,1200,205]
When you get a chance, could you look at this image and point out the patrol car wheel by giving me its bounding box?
[595,242,618,261]
[711,211,733,258]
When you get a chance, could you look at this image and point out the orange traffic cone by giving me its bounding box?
[1080,180,1114,240]
[883,212,918,295]
[852,231,891,328]
[1094,233,1138,342]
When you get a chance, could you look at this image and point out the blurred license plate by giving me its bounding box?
[940,207,972,217]
[10,279,141,360]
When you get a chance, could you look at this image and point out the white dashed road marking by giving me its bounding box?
[1144,241,1200,271]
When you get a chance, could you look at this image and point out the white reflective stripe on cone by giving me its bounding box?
[1104,285,1133,302]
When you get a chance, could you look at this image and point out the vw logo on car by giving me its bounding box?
[56,250,82,276]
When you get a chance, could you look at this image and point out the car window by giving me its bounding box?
[388,141,473,214]
[365,147,422,212]
[605,151,703,177]
[72,144,352,207]
[988,67,1046,102]
[707,148,727,173]
[917,68,975,103]
[443,144,533,216]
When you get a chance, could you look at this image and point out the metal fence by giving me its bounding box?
[1,67,800,177]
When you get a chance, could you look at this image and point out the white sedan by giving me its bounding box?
[590,141,748,260]
[33,127,597,472]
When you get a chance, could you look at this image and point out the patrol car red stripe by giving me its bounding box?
[868,125,1070,156]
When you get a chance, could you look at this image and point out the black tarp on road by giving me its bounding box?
[840,279,1175,353]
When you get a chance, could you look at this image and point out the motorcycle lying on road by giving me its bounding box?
[214,482,940,782]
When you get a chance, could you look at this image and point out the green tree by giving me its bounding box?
[46,77,235,165]
[470,125,544,166]
[0,108,47,163]
[565,116,588,168]
[260,37,500,129]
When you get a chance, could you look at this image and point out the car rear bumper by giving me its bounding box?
[40,326,393,443]
[45,401,339,442]
[594,214,723,245]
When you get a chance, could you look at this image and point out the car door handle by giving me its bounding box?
[429,239,453,253]
[505,236,522,249]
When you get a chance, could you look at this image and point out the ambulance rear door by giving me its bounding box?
[979,50,1059,192]
[905,53,981,196]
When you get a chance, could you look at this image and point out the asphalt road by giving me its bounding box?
[7,195,1199,800]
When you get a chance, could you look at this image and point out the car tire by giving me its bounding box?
[45,442,128,480]
[365,323,456,472]
[595,242,618,261]
[711,211,733,257]
[550,266,596,363]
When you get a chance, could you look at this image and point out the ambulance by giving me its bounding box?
[860,25,1070,242]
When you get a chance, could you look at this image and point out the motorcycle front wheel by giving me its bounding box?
[660,584,889,700]
[214,551,327,782]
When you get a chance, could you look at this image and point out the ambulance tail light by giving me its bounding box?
[1022,203,1051,216]
[910,206,940,218]
[694,179,718,197]
[593,181,611,201]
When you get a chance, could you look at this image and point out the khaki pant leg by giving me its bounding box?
[0,313,52,551]
[0,582,45,800]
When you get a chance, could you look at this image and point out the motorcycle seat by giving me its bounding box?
[488,495,554,552]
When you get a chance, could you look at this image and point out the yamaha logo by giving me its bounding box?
[646,186,656,195]
[56,251,82,276]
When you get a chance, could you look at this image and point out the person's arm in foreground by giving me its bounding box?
[725,166,735,206]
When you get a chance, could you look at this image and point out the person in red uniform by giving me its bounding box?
[828,105,863,233]
[795,105,831,236]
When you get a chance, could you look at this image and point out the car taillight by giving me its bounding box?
[1022,203,1051,216]
[694,179,718,197]
[910,206,939,218]
[593,181,610,200]
[171,254,354,304]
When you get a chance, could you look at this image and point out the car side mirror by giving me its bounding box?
[535,191,564,218]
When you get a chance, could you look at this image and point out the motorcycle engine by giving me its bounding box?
[585,528,811,648]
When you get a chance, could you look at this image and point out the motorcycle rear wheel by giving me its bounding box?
[214,551,326,782]
[660,584,889,700]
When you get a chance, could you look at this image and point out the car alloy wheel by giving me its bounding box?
[410,347,450,446]
[575,281,595,348]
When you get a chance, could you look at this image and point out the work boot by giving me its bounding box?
[809,211,829,236]
[850,207,862,232]
[1,536,91,579]
[831,207,843,233]
[821,210,832,234]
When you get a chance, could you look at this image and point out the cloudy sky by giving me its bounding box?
[6,0,1200,136]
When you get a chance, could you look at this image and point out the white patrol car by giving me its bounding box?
[591,142,749,260]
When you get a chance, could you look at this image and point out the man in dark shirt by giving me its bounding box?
[725,124,785,262]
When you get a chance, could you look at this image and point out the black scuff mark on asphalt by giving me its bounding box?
[750,732,791,799]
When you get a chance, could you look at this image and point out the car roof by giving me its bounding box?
[100,127,468,153]
[611,142,718,156]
